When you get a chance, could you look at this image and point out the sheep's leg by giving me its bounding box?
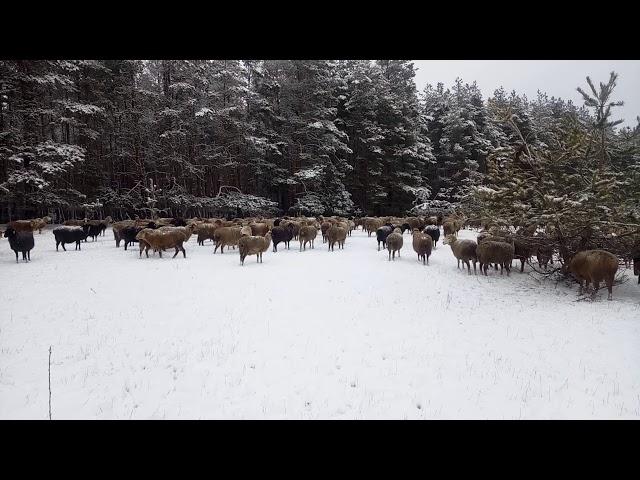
[173,247,179,258]
[520,258,525,273]
[500,264,504,275]
[607,279,613,300]
[473,261,477,274]
[15,251,18,263]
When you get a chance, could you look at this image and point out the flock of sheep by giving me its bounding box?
[2,212,639,301]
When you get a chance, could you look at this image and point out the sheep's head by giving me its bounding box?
[4,228,15,238]
[443,234,456,245]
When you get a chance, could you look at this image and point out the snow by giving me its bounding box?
[1,227,639,419]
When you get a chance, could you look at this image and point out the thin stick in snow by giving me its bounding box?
[48,346,52,420]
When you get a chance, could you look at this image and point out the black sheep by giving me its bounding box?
[121,226,142,250]
[634,256,640,285]
[53,226,89,251]
[83,224,102,242]
[423,225,440,248]
[4,227,35,263]
[271,224,294,252]
[273,218,281,227]
[171,217,187,226]
[376,226,393,251]
[400,223,412,234]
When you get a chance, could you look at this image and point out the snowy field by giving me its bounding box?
[1,226,639,419]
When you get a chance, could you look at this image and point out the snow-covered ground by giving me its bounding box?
[1,226,639,419]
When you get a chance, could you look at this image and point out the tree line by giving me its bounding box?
[1,60,638,230]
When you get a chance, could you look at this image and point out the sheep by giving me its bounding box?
[442,221,457,237]
[423,225,440,248]
[634,255,640,285]
[386,228,403,261]
[376,225,393,251]
[136,228,187,258]
[476,240,515,276]
[213,226,242,254]
[299,225,318,251]
[158,224,196,243]
[512,237,535,273]
[112,220,135,247]
[425,216,438,226]
[443,234,478,275]
[30,217,49,234]
[327,225,347,251]
[399,222,412,235]
[83,223,102,242]
[271,224,294,252]
[412,229,432,265]
[121,225,143,250]
[196,223,220,246]
[63,218,87,227]
[239,232,272,265]
[4,228,35,263]
[566,250,619,300]
[8,220,34,232]
[52,226,89,251]
[321,221,332,243]
[281,220,301,240]
[250,222,270,236]
[240,226,253,237]
[364,218,382,237]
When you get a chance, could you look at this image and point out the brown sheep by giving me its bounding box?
[412,229,432,265]
[8,220,35,232]
[213,226,242,254]
[443,234,478,275]
[386,228,403,261]
[566,250,619,300]
[250,222,270,236]
[476,240,515,276]
[239,232,272,265]
[136,228,187,258]
[299,225,318,251]
[327,225,347,251]
[196,223,220,246]
[442,221,457,237]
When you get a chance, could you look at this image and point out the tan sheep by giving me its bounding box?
[327,225,347,251]
[321,221,332,243]
[299,225,318,251]
[386,228,403,261]
[412,229,432,265]
[566,250,619,300]
[213,226,243,254]
[239,232,272,265]
[30,217,49,234]
[443,234,478,275]
[476,240,515,276]
[158,224,196,243]
[136,228,187,258]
